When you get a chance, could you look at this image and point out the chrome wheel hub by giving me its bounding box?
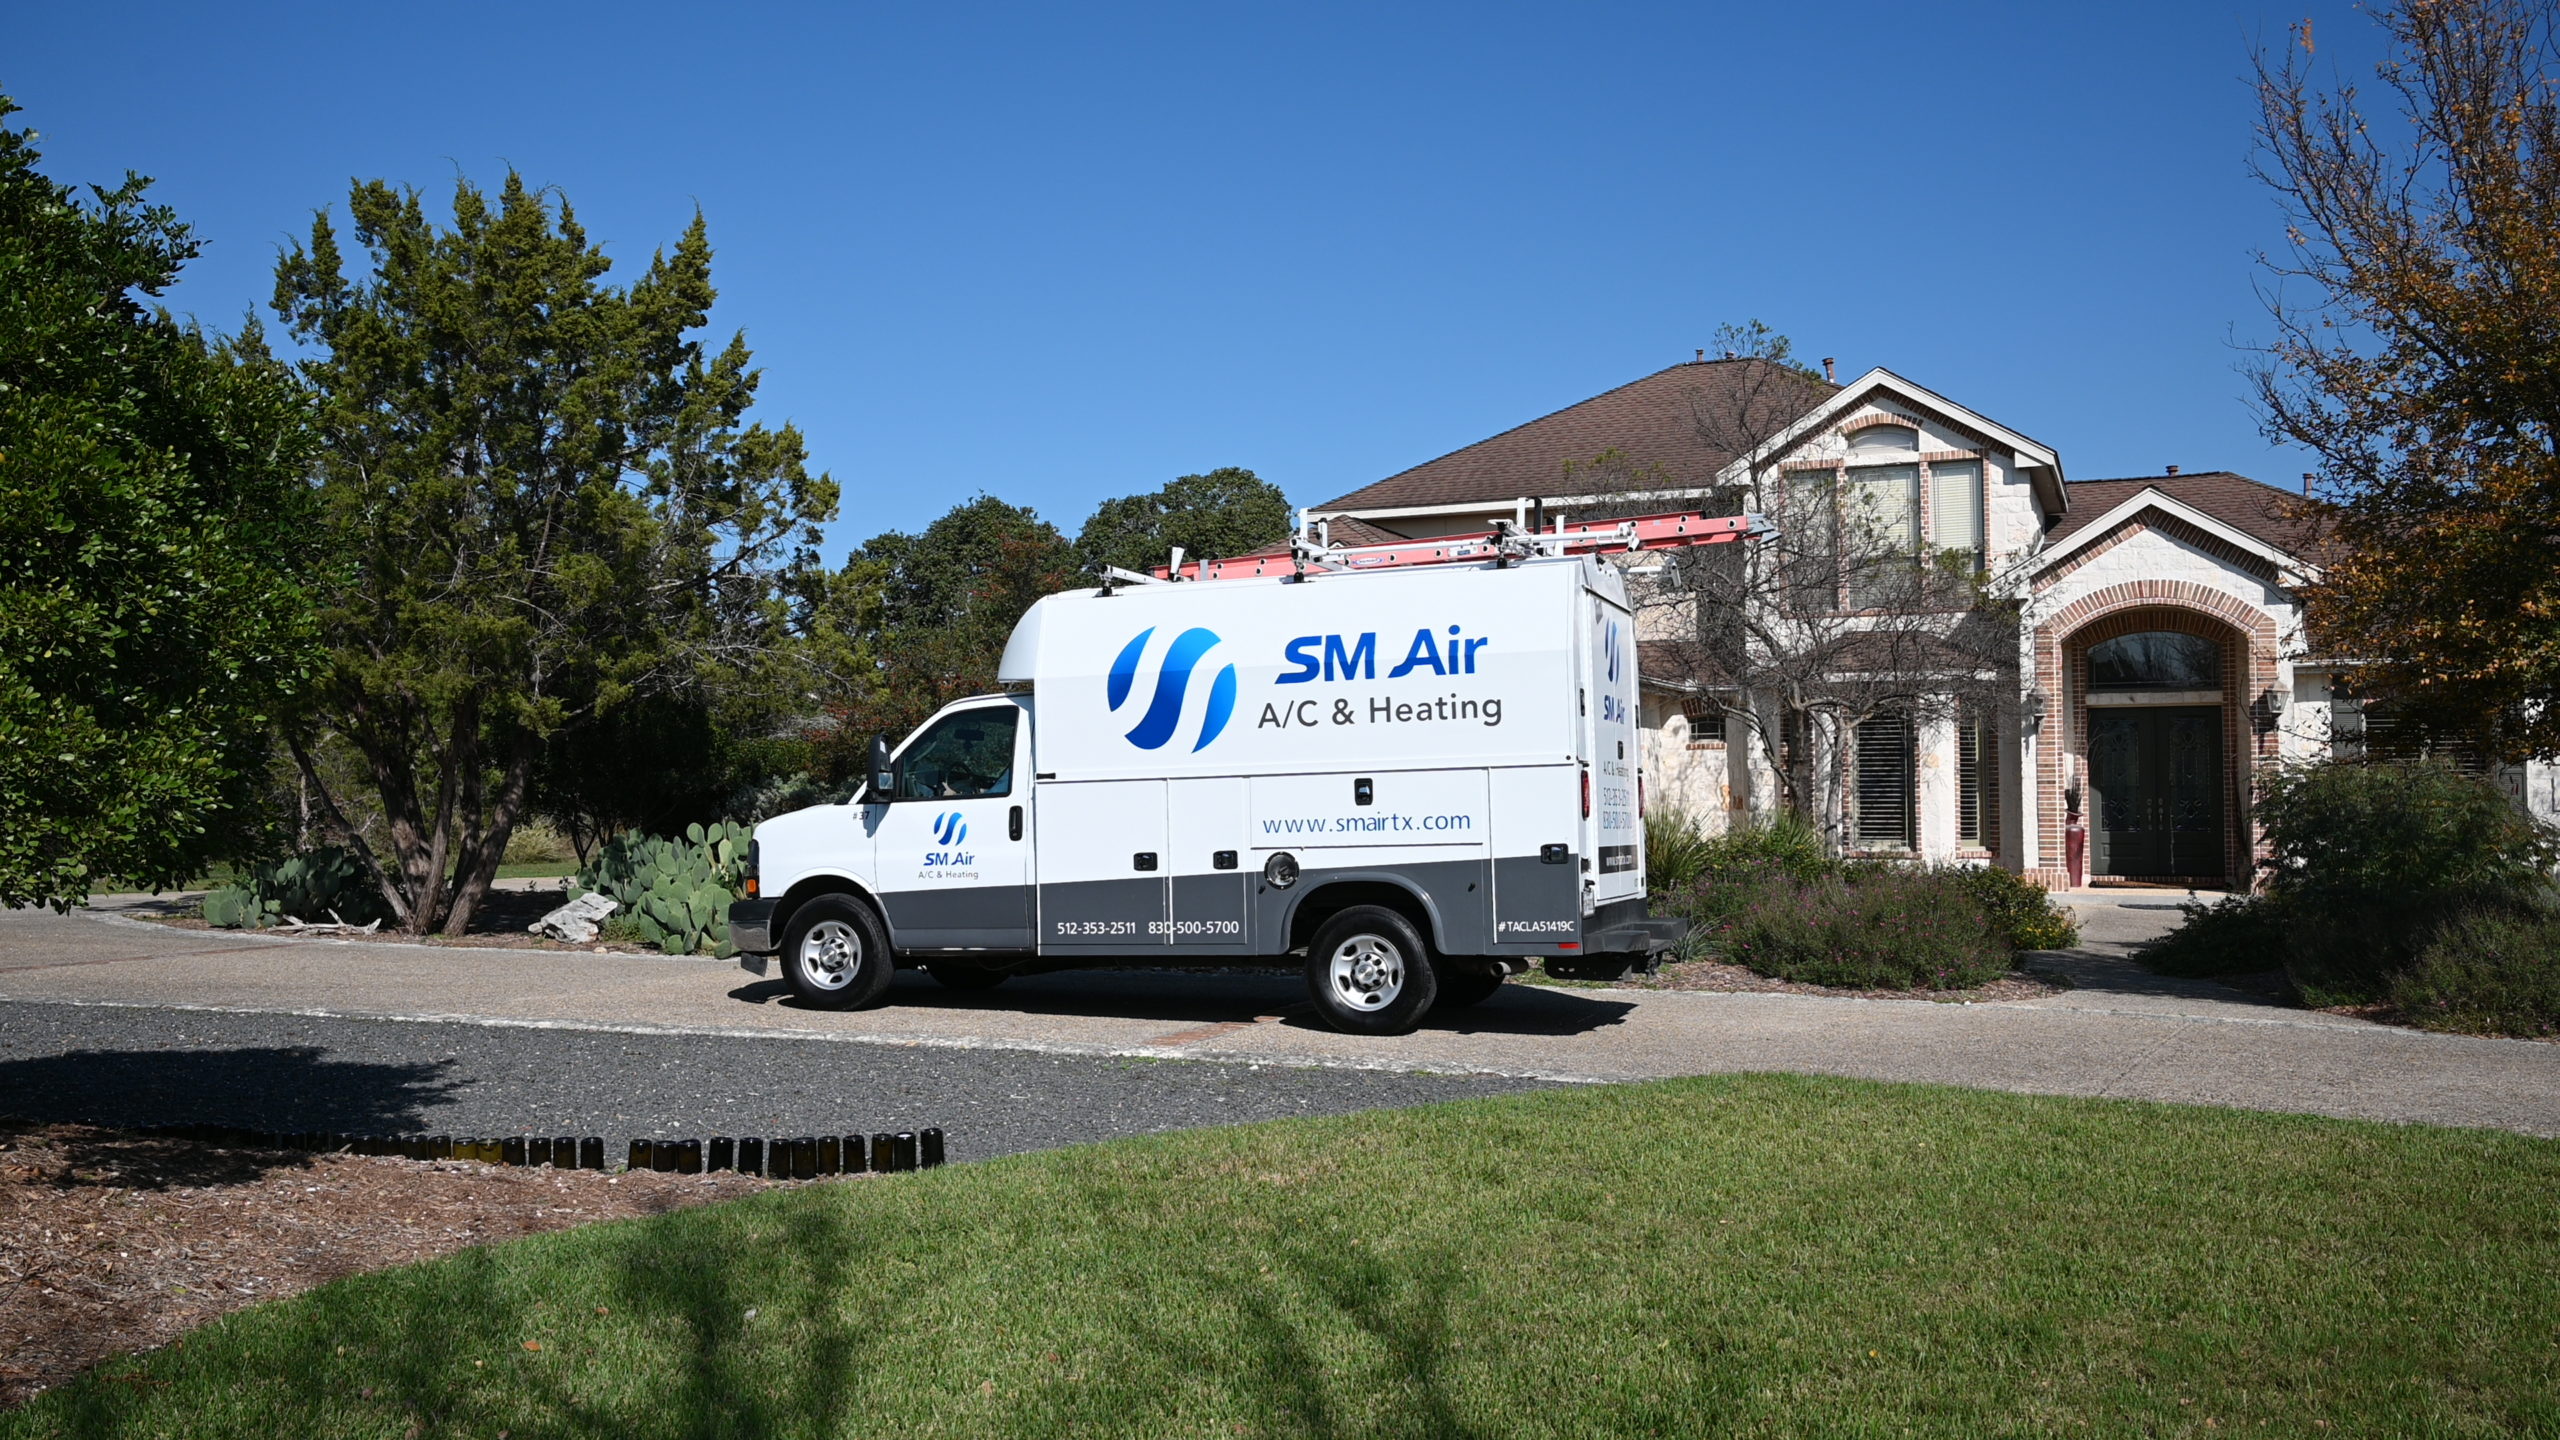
[1327,934,1405,1012]
[799,919,861,990]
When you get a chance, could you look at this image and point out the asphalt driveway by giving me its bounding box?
[0,893,2553,1144]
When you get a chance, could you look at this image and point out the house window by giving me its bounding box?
[1958,718,1998,849]
[1852,713,1915,846]
[1782,468,1840,613]
[1680,696,1727,744]
[1786,449,1981,609]
[1931,460,1984,572]
[2089,631,2220,690]
[1847,423,1919,455]
[1844,464,1920,608]
[2357,706,2491,775]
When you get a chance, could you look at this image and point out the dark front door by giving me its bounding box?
[2087,706,2223,878]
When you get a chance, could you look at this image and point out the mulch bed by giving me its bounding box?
[1598,958,2066,1003]
[0,1121,799,1407]
[126,888,660,953]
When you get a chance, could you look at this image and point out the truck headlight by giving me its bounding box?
[1263,852,1300,889]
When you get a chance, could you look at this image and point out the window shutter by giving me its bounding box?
[1958,719,1997,848]
[1853,714,1914,845]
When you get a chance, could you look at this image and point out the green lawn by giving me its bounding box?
[10,1076,2557,1439]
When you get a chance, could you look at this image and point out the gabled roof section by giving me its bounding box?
[1313,358,1834,515]
[1733,367,2066,512]
[2046,471,2318,556]
[2033,474,2321,577]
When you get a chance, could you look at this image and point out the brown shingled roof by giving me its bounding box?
[1314,359,1835,514]
[1228,513,1406,561]
[2048,472,2323,559]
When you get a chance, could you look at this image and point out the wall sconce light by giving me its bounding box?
[2023,687,2049,734]
[2260,686,2288,717]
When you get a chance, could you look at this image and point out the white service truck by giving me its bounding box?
[729,540,1697,1035]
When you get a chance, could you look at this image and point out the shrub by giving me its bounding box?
[2388,907,2560,1039]
[2144,894,2290,978]
[1655,812,1839,943]
[2256,759,2560,1002]
[1645,808,1716,896]
[1938,864,2079,952]
[1695,809,1834,884]
[502,823,572,866]
[1724,868,2011,990]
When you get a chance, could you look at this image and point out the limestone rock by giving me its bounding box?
[530,891,619,943]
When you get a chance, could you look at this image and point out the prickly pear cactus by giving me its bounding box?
[577,821,752,955]
[200,848,382,928]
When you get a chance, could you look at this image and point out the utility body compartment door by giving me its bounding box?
[1035,779,1169,949]
[1166,777,1249,954]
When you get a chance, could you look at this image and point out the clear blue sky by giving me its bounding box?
[14,1,2379,558]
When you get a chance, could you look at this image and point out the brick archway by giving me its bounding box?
[2033,581,2280,888]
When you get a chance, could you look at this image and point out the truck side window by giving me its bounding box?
[895,709,1017,801]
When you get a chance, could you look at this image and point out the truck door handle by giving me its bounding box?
[1009,805,1023,841]
[1133,852,1158,872]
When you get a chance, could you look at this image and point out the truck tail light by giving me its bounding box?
[1581,769,1591,819]
[743,839,761,898]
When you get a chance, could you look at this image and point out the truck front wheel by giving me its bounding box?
[1305,906,1439,1035]
[781,895,895,1010]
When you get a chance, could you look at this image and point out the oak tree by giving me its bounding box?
[2253,0,2560,757]
[0,95,317,907]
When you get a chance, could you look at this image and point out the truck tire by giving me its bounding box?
[1432,968,1504,1010]
[1306,905,1439,1035]
[926,961,1009,991]
[781,894,895,1010]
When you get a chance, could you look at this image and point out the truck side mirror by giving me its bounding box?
[868,733,896,801]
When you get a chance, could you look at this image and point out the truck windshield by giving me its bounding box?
[894,708,1016,800]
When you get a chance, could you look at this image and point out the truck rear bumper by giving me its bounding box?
[1585,915,1688,957]
[728,898,779,955]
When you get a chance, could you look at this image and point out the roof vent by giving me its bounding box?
[1695,349,1704,362]
[1722,350,1737,361]
[2165,465,2180,476]
[1822,356,1837,383]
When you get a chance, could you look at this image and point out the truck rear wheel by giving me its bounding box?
[1305,905,1438,1035]
[1432,968,1504,1010]
[781,895,895,1010]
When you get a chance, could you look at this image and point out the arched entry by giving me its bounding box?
[2082,631,2225,878]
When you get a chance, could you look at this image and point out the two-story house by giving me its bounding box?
[1301,356,2560,889]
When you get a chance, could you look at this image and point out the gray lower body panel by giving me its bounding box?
[878,883,1035,952]
[1040,876,1168,950]
[1489,853,1584,953]
[1033,854,1563,960]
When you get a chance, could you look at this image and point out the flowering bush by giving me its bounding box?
[2387,906,2560,1039]
[1724,868,2011,990]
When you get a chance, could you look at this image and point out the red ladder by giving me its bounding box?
[1153,507,1772,582]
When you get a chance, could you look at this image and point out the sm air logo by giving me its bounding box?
[1109,627,1238,752]
[1599,619,1630,724]
[923,811,974,868]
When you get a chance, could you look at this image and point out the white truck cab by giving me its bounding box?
[730,552,1685,1035]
